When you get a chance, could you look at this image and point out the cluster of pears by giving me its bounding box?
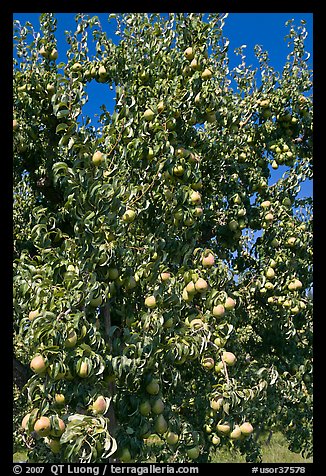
[39,45,58,61]
[21,412,65,454]
[182,275,209,303]
[183,46,213,81]
[269,139,295,168]
[205,396,254,444]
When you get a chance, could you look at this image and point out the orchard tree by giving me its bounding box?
[13,13,313,463]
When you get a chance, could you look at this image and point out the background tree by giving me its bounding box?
[13,13,313,463]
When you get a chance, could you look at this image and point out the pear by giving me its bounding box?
[122,209,136,223]
[201,68,213,80]
[195,278,208,293]
[146,379,160,395]
[202,253,215,267]
[92,151,104,166]
[240,422,254,436]
[143,109,155,121]
[212,304,225,318]
[152,398,165,415]
[49,49,58,60]
[30,355,47,374]
[224,297,236,310]
[34,416,51,437]
[222,351,236,366]
[92,396,107,415]
[230,425,242,440]
[216,422,231,435]
[139,401,151,416]
[154,414,168,434]
[145,295,156,309]
[184,47,194,60]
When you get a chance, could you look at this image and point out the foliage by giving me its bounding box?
[13,13,313,463]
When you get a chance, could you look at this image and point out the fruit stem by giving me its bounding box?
[56,308,71,320]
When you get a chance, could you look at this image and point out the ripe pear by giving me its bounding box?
[240,422,254,436]
[214,361,224,374]
[195,278,208,293]
[194,92,202,106]
[194,207,203,216]
[189,318,205,330]
[230,425,242,440]
[99,65,107,76]
[72,62,83,72]
[265,212,274,222]
[92,396,107,414]
[92,151,104,166]
[186,280,196,295]
[190,58,200,70]
[30,355,47,374]
[210,397,223,412]
[54,393,65,406]
[211,435,221,445]
[28,310,40,321]
[173,165,185,176]
[201,68,213,80]
[157,101,165,113]
[287,237,296,247]
[160,272,171,282]
[145,295,156,309]
[222,351,236,366]
[266,267,275,279]
[202,357,215,370]
[189,191,202,204]
[39,46,49,58]
[202,252,214,267]
[46,83,55,95]
[212,304,225,318]
[34,416,51,437]
[21,413,31,431]
[293,279,303,290]
[13,119,19,131]
[224,297,236,310]
[184,47,194,60]
[182,288,193,302]
[216,422,231,435]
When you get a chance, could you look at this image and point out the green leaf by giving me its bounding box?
[56,123,69,133]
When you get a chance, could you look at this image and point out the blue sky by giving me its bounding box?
[13,12,313,199]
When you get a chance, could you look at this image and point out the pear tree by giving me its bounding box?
[13,13,312,463]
